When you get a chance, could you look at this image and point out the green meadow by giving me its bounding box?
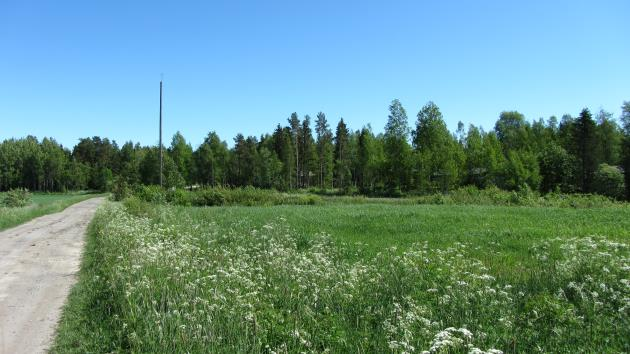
[53,200,630,353]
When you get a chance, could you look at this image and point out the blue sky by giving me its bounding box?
[1,0,628,149]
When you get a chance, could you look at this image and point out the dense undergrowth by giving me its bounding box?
[1,188,31,207]
[120,184,625,209]
[118,185,322,207]
[412,185,622,208]
[53,201,630,353]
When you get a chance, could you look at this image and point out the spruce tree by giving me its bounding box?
[573,108,599,192]
[334,118,350,189]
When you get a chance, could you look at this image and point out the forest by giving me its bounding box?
[2,100,629,200]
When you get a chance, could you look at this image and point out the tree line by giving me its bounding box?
[1,100,629,200]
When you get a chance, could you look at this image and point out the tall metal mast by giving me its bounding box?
[159,79,163,187]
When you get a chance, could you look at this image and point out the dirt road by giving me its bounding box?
[0,197,104,354]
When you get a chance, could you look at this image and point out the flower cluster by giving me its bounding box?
[91,203,629,352]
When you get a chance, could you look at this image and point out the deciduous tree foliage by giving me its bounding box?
[1,99,627,199]
[383,99,412,193]
[194,132,229,187]
[412,102,464,192]
[169,132,194,185]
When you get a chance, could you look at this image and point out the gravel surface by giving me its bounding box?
[0,197,104,354]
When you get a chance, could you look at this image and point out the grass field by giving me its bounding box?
[0,192,101,231]
[53,201,630,353]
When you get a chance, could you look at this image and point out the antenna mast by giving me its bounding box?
[159,79,163,187]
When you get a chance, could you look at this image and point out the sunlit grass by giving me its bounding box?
[53,201,630,353]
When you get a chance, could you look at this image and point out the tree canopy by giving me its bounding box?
[1,99,629,200]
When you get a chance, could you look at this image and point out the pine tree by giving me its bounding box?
[288,113,300,188]
[315,112,334,189]
[300,115,316,188]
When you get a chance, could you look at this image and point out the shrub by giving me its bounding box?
[191,188,226,206]
[166,189,193,206]
[129,186,323,207]
[593,163,625,200]
[300,194,322,205]
[134,185,166,204]
[413,185,620,208]
[2,188,31,207]
[122,196,152,217]
[110,178,131,201]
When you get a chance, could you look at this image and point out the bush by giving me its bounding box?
[134,185,167,204]
[414,185,620,208]
[128,185,323,207]
[110,179,131,201]
[2,188,31,207]
[166,189,193,206]
[122,196,153,217]
[297,194,322,205]
[593,164,625,200]
[219,186,319,206]
[191,189,226,206]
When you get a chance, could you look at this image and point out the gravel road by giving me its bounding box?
[0,197,104,354]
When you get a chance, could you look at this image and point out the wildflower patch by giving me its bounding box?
[54,202,630,353]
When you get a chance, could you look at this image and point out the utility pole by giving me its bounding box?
[159,79,163,187]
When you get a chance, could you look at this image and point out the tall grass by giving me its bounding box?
[53,201,630,353]
[129,185,624,209]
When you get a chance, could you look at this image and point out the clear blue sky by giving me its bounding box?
[1,0,628,149]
